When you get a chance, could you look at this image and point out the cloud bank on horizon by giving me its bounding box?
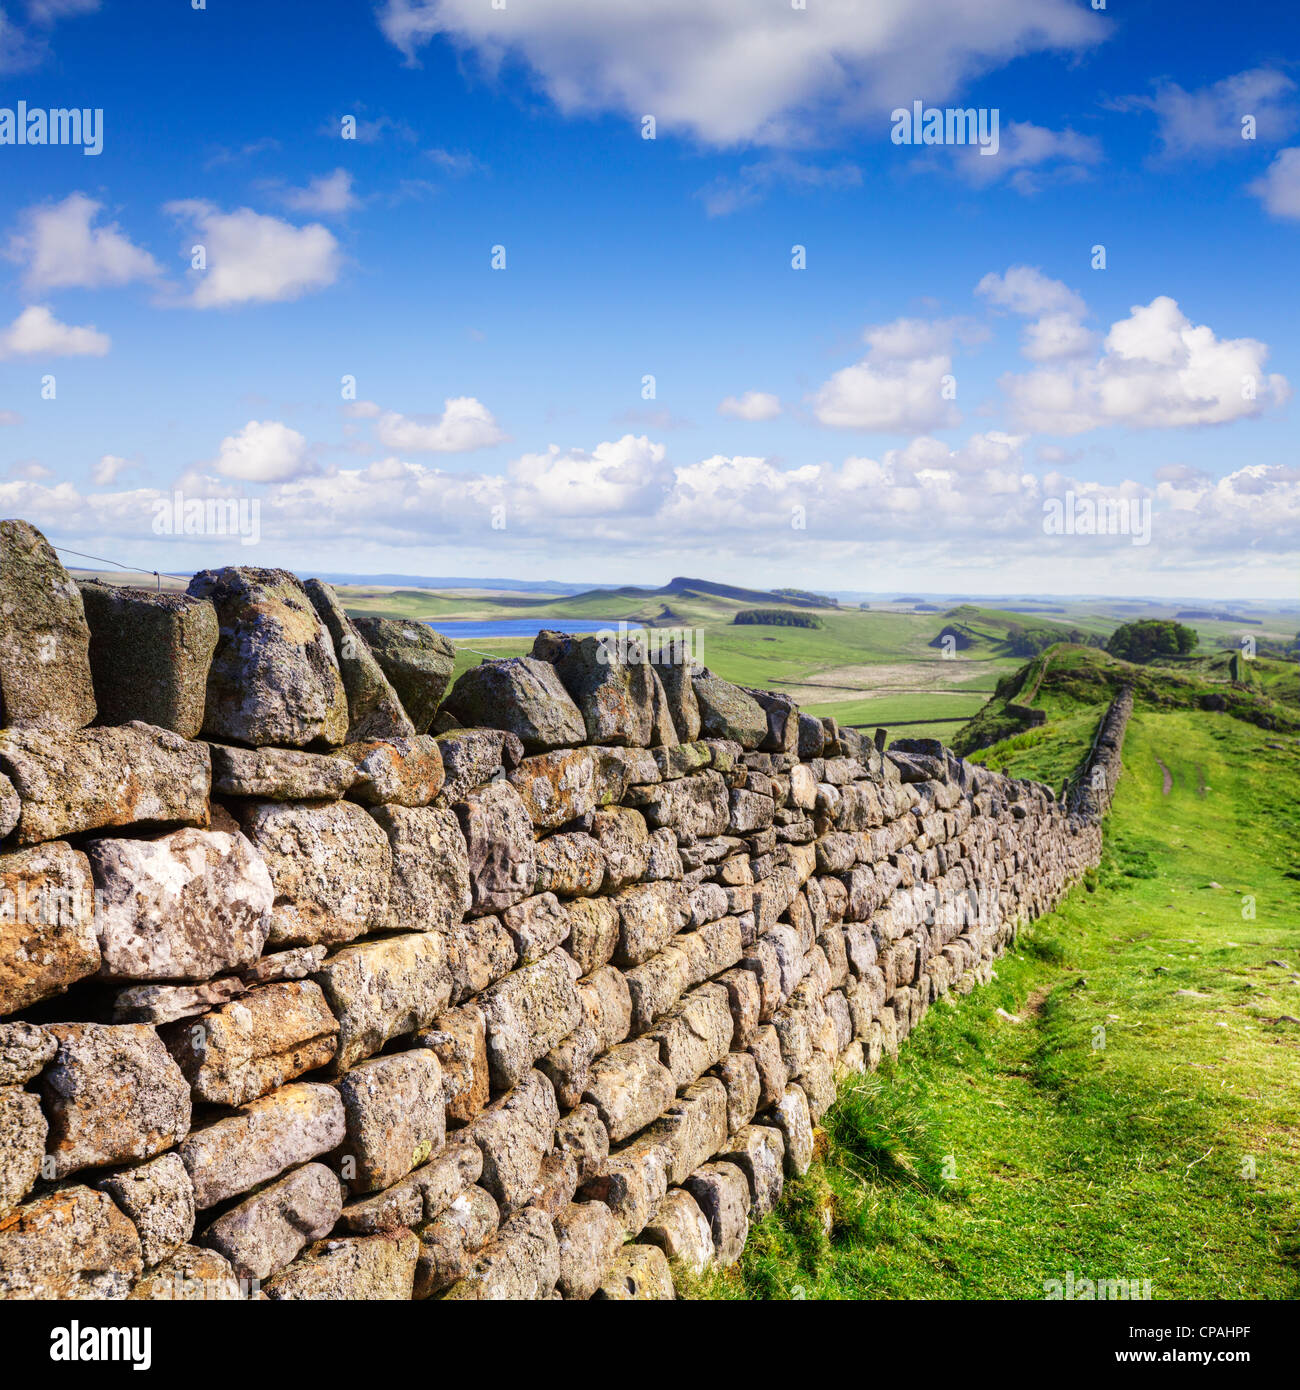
[0,0,1297,596]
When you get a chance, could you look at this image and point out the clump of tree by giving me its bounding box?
[1106,619,1198,663]
[734,608,824,629]
[1004,622,1103,657]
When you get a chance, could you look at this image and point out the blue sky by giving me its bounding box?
[0,0,1297,596]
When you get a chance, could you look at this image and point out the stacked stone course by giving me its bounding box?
[0,519,1127,1301]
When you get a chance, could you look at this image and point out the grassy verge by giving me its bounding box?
[687,709,1300,1300]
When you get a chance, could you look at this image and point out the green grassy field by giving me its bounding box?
[686,707,1300,1301]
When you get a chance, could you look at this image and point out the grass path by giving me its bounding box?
[688,710,1300,1300]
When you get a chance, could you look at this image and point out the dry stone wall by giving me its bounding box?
[0,519,1127,1301]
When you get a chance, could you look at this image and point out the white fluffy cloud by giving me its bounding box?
[6,193,159,293]
[976,265,1085,318]
[165,201,340,308]
[1121,68,1297,158]
[209,420,311,482]
[977,267,1094,363]
[90,454,133,485]
[5,429,1298,592]
[373,397,506,453]
[0,304,109,358]
[944,121,1101,193]
[719,391,781,421]
[376,0,1101,146]
[276,169,358,216]
[1001,296,1290,434]
[1248,147,1300,220]
[810,315,970,433]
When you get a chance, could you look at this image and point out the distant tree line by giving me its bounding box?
[1004,622,1104,657]
[734,608,825,629]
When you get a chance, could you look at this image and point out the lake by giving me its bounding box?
[431,618,638,641]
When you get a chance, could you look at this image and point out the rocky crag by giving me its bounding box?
[0,519,1129,1301]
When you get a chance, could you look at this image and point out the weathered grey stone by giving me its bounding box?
[643,1187,715,1275]
[578,1132,670,1236]
[180,1081,344,1209]
[442,1205,559,1300]
[563,895,621,976]
[88,826,273,982]
[769,1083,814,1176]
[591,805,652,891]
[313,931,451,1073]
[719,1124,784,1217]
[508,747,600,830]
[532,630,658,747]
[534,830,605,897]
[305,579,416,743]
[161,980,339,1105]
[729,786,775,835]
[656,655,702,743]
[582,1036,676,1144]
[337,1049,445,1194]
[502,891,571,964]
[522,1149,580,1219]
[0,519,95,732]
[413,1004,488,1124]
[453,779,538,916]
[747,1025,789,1107]
[0,1185,142,1300]
[682,1160,750,1265]
[209,743,357,800]
[128,1244,245,1300]
[111,977,247,1025]
[538,964,632,1108]
[0,840,99,1014]
[40,1023,190,1179]
[746,686,801,755]
[200,1161,342,1283]
[235,798,391,948]
[0,770,16,839]
[264,1229,419,1300]
[644,1077,729,1185]
[353,616,456,734]
[237,944,327,986]
[592,1242,675,1300]
[625,770,730,842]
[646,982,734,1088]
[188,566,349,748]
[554,1198,622,1299]
[624,945,689,1034]
[464,1069,559,1214]
[443,657,585,753]
[0,722,210,845]
[0,1085,46,1216]
[444,913,516,1005]
[554,1102,610,1184]
[692,672,767,749]
[613,879,690,967]
[480,949,581,1090]
[336,1138,482,1235]
[338,734,445,807]
[94,1151,194,1266]
[371,802,470,934]
[711,1050,761,1133]
[434,727,523,803]
[413,1185,499,1298]
[0,1021,55,1086]
[78,581,218,739]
